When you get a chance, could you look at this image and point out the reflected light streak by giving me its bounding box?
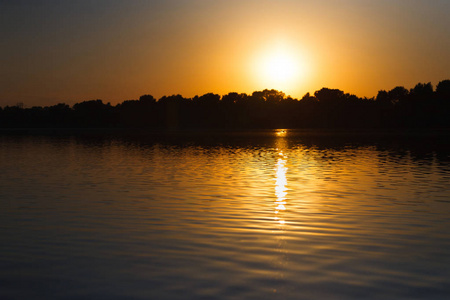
[275,129,287,137]
[274,153,288,225]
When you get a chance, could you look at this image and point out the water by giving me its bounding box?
[1,130,450,299]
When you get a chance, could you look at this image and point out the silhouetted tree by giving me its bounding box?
[436,80,450,98]
[410,82,433,97]
[435,80,450,127]
[376,90,390,105]
[300,92,318,104]
[195,93,220,105]
[222,92,246,105]
[116,95,157,128]
[251,89,285,103]
[1,79,449,129]
[388,86,409,104]
[314,88,344,105]
[157,95,188,129]
[73,100,114,127]
[139,94,156,104]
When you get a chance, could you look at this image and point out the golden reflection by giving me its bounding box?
[274,152,288,225]
[275,129,287,137]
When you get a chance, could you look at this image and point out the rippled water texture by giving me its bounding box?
[1,130,450,299]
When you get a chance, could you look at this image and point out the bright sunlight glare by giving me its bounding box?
[251,42,308,93]
[264,51,298,83]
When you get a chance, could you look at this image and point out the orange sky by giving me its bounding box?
[1,0,449,106]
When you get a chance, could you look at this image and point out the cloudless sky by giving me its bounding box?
[1,0,449,106]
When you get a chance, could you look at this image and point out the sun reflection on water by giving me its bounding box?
[275,129,287,137]
[274,147,288,225]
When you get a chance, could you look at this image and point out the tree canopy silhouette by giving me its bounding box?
[1,80,449,129]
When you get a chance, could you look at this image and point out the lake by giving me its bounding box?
[1,130,449,299]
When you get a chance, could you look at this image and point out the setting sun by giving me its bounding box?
[251,42,309,94]
[2,1,450,299]
[263,50,298,83]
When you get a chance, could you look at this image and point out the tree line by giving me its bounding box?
[1,80,449,129]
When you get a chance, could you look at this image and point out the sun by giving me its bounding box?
[251,42,308,93]
[263,50,298,84]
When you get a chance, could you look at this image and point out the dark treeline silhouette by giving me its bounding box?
[1,80,449,129]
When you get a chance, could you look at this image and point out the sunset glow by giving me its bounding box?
[253,44,307,93]
[0,1,449,106]
[2,1,450,298]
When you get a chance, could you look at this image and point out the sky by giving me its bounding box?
[1,0,449,107]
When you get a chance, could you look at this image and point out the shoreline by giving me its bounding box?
[1,127,450,137]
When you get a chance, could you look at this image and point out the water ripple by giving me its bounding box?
[1,132,449,299]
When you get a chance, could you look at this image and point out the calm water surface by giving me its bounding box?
[1,130,450,299]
